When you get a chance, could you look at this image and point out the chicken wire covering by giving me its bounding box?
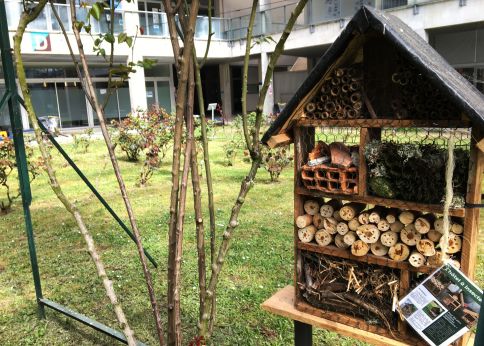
[379,127,471,150]
[367,127,471,206]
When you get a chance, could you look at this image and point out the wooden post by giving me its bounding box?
[294,126,314,302]
[359,127,381,196]
[458,127,483,346]
[294,320,312,346]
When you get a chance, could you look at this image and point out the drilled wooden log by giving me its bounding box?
[336,222,349,235]
[380,231,399,247]
[370,241,389,256]
[339,203,366,221]
[377,219,390,232]
[296,214,313,228]
[304,200,320,216]
[320,199,342,218]
[388,243,410,262]
[416,239,436,257]
[323,217,338,235]
[399,211,416,225]
[315,229,333,246]
[400,224,421,246]
[356,224,380,244]
[313,214,324,229]
[408,251,426,268]
[343,231,357,246]
[348,218,361,231]
[298,225,317,243]
[351,240,370,256]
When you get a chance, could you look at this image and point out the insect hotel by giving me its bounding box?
[261,6,483,346]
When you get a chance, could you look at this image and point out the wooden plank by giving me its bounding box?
[296,242,437,274]
[267,132,292,148]
[294,127,314,301]
[476,138,484,153]
[461,127,483,281]
[398,270,411,334]
[295,186,466,217]
[261,286,412,346]
[297,118,471,128]
[359,128,370,197]
[458,128,483,346]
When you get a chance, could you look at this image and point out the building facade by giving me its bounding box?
[1,0,484,131]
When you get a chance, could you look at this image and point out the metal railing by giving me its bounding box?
[5,0,456,41]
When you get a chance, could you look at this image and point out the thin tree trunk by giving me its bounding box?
[13,3,136,345]
[192,52,216,335]
[171,60,195,346]
[162,1,200,345]
[199,0,309,338]
[241,0,259,152]
[188,65,206,324]
[68,2,164,344]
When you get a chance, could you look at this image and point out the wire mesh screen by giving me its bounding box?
[366,127,471,206]
[380,127,471,150]
[299,127,360,195]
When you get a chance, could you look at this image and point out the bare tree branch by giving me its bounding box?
[241,0,259,152]
[13,2,136,345]
[68,1,165,344]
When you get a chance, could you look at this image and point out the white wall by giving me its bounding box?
[273,70,307,103]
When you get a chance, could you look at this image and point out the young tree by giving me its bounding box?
[13,1,137,344]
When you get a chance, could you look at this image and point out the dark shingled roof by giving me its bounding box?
[262,5,484,144]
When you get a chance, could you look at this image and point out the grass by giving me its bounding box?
[0,127,482,346]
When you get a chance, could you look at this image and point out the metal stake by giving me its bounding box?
[0,0,45,318]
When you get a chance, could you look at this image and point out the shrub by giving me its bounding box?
[261,145,292,182]
[72,128,94,153]
[0,138,43,214]
[111,106,175,186]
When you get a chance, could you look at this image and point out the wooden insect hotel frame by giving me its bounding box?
[262,6,483,346]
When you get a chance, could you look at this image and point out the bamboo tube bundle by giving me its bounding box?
[302,63,366,120]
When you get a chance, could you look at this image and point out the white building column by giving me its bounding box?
[122,0,147,111]
[259,51,274,117]
[219,63,232,120]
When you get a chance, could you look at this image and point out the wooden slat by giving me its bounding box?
[267,132,292,148]
[296,242,437,274]
[261,286,413,346]
[458,128,483,346]
[297,118,470,128]
[295,186,466,217]
[461,128,483,280]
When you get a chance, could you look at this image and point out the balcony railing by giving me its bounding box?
[5,0,457,42]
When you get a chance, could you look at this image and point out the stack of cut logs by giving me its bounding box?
[297,199,462,268]
[304,64,365,120]
[390,57,458,119]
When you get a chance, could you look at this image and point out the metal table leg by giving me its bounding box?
[294,320,312,346]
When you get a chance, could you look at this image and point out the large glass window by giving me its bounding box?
[0,84,10,130]
[93,81,132,124]
[57,82,89,127]
[117,82,131,118]
[29,82,59,118]
[145,80,172,113]
[94,81,119,125]
[146,81,156,108]
[157,81,171,113]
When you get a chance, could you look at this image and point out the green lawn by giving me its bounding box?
[0,128,481,345]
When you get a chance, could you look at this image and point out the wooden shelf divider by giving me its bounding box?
[296,186,466,217]
[297,242,438,274]
[297,118,470,128]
